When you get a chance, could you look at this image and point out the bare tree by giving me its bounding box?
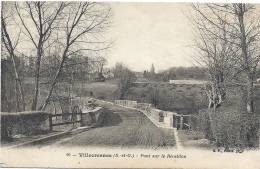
[191,17,239,110]
[15,1,66,110]
[189,3,260,112]
[90,56,107,75]
[149,87,159,108]
[39,2,113,110]
[1,2,25,111]
[115,62,136,100]
[233,4,260,112]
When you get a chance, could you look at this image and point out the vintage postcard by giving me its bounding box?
[1,1,260,169]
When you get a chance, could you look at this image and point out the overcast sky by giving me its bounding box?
[106,2,194,72]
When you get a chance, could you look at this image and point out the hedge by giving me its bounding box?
[1,111,50,140]
[196,109,260,149]
[188,115,199,131]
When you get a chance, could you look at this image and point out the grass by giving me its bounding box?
[60,80,260,115]
[125,83,208,114]
[72,79,118,101]
[177,130,217,150]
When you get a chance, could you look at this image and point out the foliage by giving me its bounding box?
[148,87,159,107]
[159,66,208,82]
[197,108,260,149]
[125,83,208,114]
[188,115,199,131]
[1,111,49,140]
[113,62,137,99]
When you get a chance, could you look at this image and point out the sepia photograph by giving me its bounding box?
[1,1,260,168]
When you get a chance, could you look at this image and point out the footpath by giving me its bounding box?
[96,98,183,150]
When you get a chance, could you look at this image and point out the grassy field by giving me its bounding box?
[72,80,260,115]
[73,79,118,100]
[126,83,208,114]
[71,81,208,114]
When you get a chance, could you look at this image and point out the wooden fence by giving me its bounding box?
[49,112,82,131]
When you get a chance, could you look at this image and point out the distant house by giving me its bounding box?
[90,71,105,82]
[102,68,114,79]
[133,71,143,78]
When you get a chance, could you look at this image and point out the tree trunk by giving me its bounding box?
[31,46,42,110]
[237,4,254,113]
[246,75,254,113]
[39,47,68,111]
[1,83,10,112]
[2,19,25,111]
[208,111,217,142]
[15,80,20,112]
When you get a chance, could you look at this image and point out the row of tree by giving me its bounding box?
[1,2,112,112]
[188,3,260,113]
[158,66,208,81]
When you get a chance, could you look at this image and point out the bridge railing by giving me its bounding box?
[114,99,191,130]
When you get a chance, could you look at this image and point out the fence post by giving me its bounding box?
[80,111,83,127]
[175,116,178,128]
[188,116,191,130]
[49,114,53,131]
[180,115,183,130]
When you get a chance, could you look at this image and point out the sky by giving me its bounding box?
[106,2,194,72]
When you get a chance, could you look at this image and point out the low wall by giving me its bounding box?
[115,100,138,108]
[149,108,164,121]
[164,111,177,127]
[81,107,105,127]
[1,111,50,140]
[148,108,180,128]
[133,103,153,110]
[114,100,179,128]
[115,100,153,110]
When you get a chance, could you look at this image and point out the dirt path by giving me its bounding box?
[35,103,176,149]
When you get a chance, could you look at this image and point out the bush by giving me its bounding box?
[197,109,260,149]
[197,110,215,141]
[1,111,50,140]
[189,115,199,131]
[97,93,106,100]
[146,107,152,113]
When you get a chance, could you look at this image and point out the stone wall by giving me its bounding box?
[114,100,179,128]
[81,107,104,127]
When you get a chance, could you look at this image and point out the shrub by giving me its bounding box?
[1,111,50,140]
[1,113,20,140]
[189,115,199,131]
[197,110,215,141]
[142,83,148,87]
[197,109,260,149]
[146,107,152,113]
[97,93,106,100]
